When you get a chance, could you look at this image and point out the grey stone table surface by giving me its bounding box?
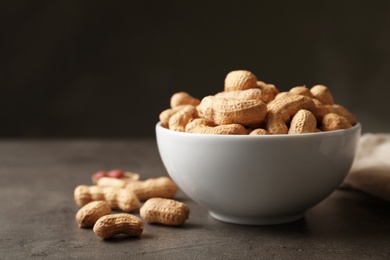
[1,139,390,260]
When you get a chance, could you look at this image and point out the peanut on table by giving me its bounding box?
[73,169,189,240]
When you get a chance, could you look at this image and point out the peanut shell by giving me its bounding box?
[197,96,267,126]
[321,113,352,131]
[140,198,189,226]
[288,109,317,134]
[93,213,144,239]
[126,176,178,201]
[224,70,257,92]
[74,185,140,212]
[75,201,111,228]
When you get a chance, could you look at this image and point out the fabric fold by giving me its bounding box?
[341,133,390,201]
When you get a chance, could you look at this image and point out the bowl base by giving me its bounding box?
[209,211,304,225]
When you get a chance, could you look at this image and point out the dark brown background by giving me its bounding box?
[2,0,390,138]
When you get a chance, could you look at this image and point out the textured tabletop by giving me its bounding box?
[1,139,389,259]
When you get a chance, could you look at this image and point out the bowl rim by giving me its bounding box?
[156,122,361,140]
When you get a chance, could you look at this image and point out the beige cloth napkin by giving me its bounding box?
[341,133,390,201]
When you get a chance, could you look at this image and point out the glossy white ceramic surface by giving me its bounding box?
[156,123,361,225]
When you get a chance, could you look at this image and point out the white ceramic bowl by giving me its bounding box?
[156,122,361,225]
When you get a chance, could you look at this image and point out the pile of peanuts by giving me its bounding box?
[159,70,357,135]
[74,169,189,239]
